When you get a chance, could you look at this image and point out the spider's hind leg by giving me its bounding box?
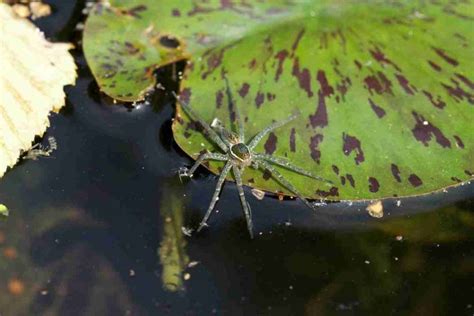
[258,160,316,210]
[254,153,333,185]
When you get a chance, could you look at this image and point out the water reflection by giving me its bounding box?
[158,178,189,292]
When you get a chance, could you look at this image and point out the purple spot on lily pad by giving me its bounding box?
[216,89,224,108]
[289,128,296,152]
[346,174,355,187]
[368,98,386,118]
[264,132,277,155]
[411,112,451,148]
[423,91,446,109]
[433,47,459,66]
[262,169,272,180]
[172,8,181,16]
[239,83,250,98]
[292,57,313,97]
[255,91,265,108]
[274,49,288,82]
[408,174,423,187]
[368,177,380,193]
[316,187,339,197]
[453,135,464,148]
[309,134,323,163]
[391,164,401,182]
[343,133,365,165]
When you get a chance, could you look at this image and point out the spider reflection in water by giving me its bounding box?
[173,82,332,238]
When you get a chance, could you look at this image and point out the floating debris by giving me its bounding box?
[312,200,327,207]
[251,188,265,200]
[210,118,223,129]
[8,278,24,295]
[11,3,29,17]
[181,226,193,237]
[23,136,57,160]
[187,261,199,268]
[277,192,285,201]
[10,1,51,19]
[29,1,51,19]
[0,204,8,217]
[366,200,383,218]
[3,246,17,259]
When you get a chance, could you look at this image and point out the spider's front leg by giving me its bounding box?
[179,152,227,179]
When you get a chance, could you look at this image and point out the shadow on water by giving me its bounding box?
[0,1,473,315]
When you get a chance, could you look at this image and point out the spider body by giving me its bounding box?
[173,81,332,238]
[230,143,251,165]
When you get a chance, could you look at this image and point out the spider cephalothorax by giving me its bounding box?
[173,80,331,238]
[230,143,251,164]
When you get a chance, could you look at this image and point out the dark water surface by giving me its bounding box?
[1,2,473,315]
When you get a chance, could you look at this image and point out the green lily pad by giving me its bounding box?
[83,0,474,200]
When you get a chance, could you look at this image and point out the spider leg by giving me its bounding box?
[223,76,245,142]
[254,153,333,185]
[258,160,315,210]
[232,165,254,238]
[172,91,229,152]
[248,111,300,150]
[197,161,233,232]
[181,152,228,178]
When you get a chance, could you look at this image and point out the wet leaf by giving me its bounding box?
[83,0,474,200]
[0,3,76,177]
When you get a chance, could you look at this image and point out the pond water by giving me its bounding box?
[0,1,473,315]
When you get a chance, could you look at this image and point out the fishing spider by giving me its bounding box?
[173,81,331,238]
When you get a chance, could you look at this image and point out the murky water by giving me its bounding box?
[1,1,473,315]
